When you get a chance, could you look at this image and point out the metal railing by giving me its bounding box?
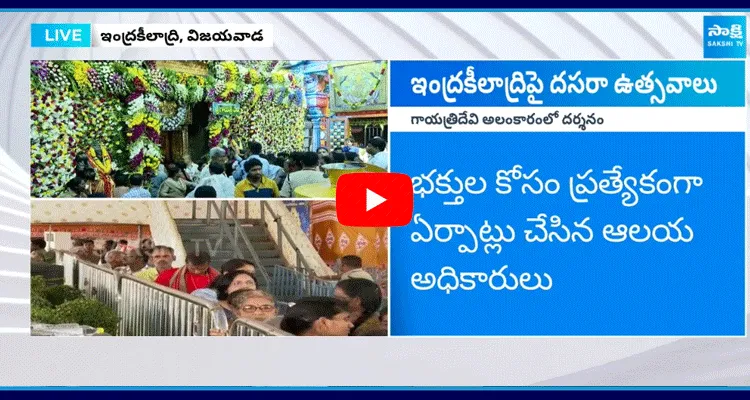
[229,317,293,337]
[118,274,216,336]
[52,251,286,337]
[186,201,329,298]
[191,199,253,221]
[268,265,336,302]
[260,201,317,277]
[77,258,120,313]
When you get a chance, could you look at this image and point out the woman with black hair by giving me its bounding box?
[280,296,353,336]
[219,259,256,275]
[174,162,193,184]
[334,278,383,336]
[83,168,105,196]
[210,270,258,322]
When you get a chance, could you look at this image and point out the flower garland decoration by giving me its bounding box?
[127,67,151,93]
[31,61,70,90]
[147,66,173,99]
[161,102,187,131]
[87,146,112,173]
[70,61,94,91]
[30,88,79,197]
[75,92,127,170]
[86,146,115,197]
[177,73,206,104]
[205,61,246,148]
[205,61,308,151]
[91,61,129,96]
[328,61,387,109]
[248,98,305,154]
[125,88,162,172]
[208,117,231,148]
[31,59,315,198]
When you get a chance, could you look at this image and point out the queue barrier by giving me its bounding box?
[55,251,286,337]
[268,265,336,302]
[77,259,120,313]
[230,317,293,336]
[118,274,215,336]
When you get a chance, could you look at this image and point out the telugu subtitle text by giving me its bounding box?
[411,266,553,294]
[410,66,718,105]
[93,24,273,48]
[410,110,604,131]
[412,166,703,207]
[410,213,693,255]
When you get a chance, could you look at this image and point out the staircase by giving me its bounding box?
[170,201,336,302]
[175,218,283,290]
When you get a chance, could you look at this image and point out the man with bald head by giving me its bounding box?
[125,248,148,273]
[104,250,129,274]
[198,147,228,181]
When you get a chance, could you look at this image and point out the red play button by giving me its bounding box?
[336,173,414,227]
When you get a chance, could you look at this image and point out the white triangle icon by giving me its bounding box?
[366,188,387,212]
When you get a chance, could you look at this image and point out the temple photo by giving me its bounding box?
[30,199,388,337]
[31,60,390,199]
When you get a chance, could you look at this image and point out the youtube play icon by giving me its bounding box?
[336,173,414,227]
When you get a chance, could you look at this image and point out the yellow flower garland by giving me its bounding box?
[222,82,237,99]
[128,113,146,128]
[72,61,92,88]
[87,146,112,174]
[127,67,150,90]
[222,61,239,82]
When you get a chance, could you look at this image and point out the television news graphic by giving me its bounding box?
[388,60,746,336]
[30,24,273,48]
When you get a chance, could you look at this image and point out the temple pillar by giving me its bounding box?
[295,61,332,151]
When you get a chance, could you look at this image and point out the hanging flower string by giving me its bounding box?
[125,67,162,172]
[86,146,115,197]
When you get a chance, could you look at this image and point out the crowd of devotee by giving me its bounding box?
[59,137,389,199]
[31,238,388,337]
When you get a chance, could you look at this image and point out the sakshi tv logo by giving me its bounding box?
[703,15,746,59]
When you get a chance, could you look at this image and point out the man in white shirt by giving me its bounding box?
[187,163,236,198]
[183,154,200,181]
[280,152,328,197]
[234,141,271,182]
[198,147,228,181]
[366,136,389,170]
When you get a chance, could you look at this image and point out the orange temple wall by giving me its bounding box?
[309,201,388,269]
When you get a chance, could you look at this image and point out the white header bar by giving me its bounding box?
[389,107,746,133]
[91,24,273,48]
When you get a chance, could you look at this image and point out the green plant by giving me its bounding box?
[31,293,52,309]
[54,298,120,335]
[31,306,61,325]
[31,275,47,296]
[43,285,83,306]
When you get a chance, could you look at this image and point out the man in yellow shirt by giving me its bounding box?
[234,159,280,198]
[135,246,175,281]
